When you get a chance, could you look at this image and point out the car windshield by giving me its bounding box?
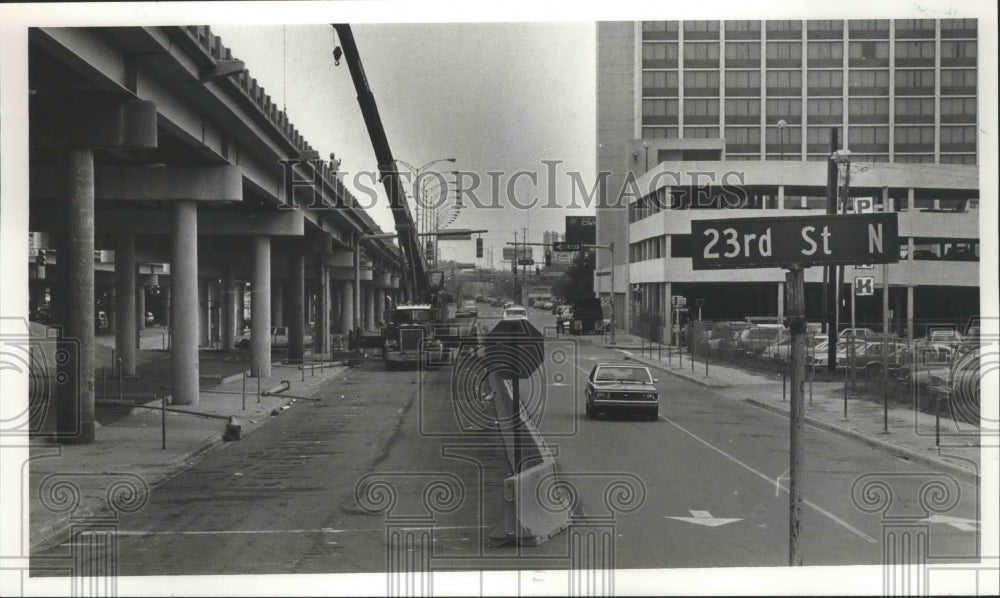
[506,308,526,316]
[595,366,652,384]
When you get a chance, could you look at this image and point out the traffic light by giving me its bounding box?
[476,237,483,258]
[545,251,552,267]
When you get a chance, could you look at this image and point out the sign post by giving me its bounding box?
[691,211,898,567]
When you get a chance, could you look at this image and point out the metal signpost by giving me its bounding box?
[692,211,898,567]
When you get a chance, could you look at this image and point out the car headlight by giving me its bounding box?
[595,392,609,400]
[646,393,658,401]
[385,340,399,349]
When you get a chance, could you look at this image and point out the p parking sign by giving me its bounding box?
[855,276,874,296]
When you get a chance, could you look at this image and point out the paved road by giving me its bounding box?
[34,302,981,576]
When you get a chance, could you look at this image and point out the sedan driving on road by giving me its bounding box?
[501,306,528,321]
[585,363,659,420]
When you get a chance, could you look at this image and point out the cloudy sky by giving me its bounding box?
[210,21,597,268]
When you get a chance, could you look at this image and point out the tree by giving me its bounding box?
[550,251,594,302]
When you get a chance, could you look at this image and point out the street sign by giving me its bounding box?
[565,216,596,245]
[855,276,874,296]
[552,242,581,252]
[517,258,534,266]
[671,295,687,307]
[856,263,874,270]
[691,213,899,270]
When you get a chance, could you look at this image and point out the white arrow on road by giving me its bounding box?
[666,510,742,527]
[919,515,978,532]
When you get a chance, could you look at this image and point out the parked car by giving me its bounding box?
[552,303,569,315]
[839,327,874,339]
[489,297,503,307]
[585,362,659,420]
[809,338,865,370]
[502,306,528,321]
[707,322,753,352]
[456,300,478,319]
[927,328,963,344]
[235,326,314,349]
[763,335,822,361]
[738,324,787,357]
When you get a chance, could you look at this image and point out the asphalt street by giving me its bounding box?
[32,304,981,576]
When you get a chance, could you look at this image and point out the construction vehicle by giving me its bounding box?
[332,24,480,369]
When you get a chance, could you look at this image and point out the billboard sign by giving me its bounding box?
[565,216,596,245]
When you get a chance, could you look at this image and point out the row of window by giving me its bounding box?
[641,19,977,40]
[642,97,977,126]
[642,40,977,68]
[642,68,977,97]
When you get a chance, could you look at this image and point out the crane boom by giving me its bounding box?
[332,23,427,299]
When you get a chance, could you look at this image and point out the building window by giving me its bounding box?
[725,20,760,40]
[642,20,679,40]
[724,70,760,96]
[848,69,890,95]
[848,41,889,67]
[642,42,679,68]
[642,71,679,96]
[683,98,720,124]
[894,69,936,96]
[895,97,936,123]
[939,69,976,95]
[894,19,935,39]
[895,154,935,164]
[724,42,761,68]
[893,126,935,153]
[939,154,976,165]
[939,125,976,152]
[683,20,720,40]
[765,125,802,154]
[725,98,761,124]
[894,41,935,66]
[766,98,802,124]
[848,98,889,124]
[940,97,976,124]
[807,41,843,67]
[766,69,802,96]
[683,127,720,139]
[806,69,843,95]
[940,41,977,67]
[847,126,889,153]
[807,20,844,39]
[671,235,693,258]
[940,18,977,38]
[642,99,679,125]
[766,42,802,68]
[684,71,720,96]
[642,126,679,139]
[848,19,889,39]
[766,20,802,40]
[807,126,840,153]
[807,98,843,125]
[684,42,720,68]
[725,126,761,153]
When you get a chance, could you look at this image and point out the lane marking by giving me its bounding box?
[775,469,789,498]
[666,510,742,527]
[659,414,878,544]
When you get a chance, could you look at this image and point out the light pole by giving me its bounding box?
[777,119,787,161]
[643,142,649,172]
[394,157,456,245]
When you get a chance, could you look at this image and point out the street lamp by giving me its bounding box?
[394,157,456,238]
[777,119,787,161]
[643,142,650,172]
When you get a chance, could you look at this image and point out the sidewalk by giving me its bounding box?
[29,347,356,554]
[583,331,982,484]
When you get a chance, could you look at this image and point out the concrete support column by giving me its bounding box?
[163,280,171,329]
[198,278,210,346]
[777,185,785,210]
[364,285,375,331]
[271,278,285,327]
[319,266,330,355]
[251,236,272,378]
[288,249,305,363]
[353,247,362,330]
[777,281,785,320]
[341,281,354,334]
[171,200,199,406]
[375,289,385,327]
[54,149,96,442]
[906,285,915,340]
[136,278,147,332]
[114,234,137,377]
[222,265,236,350]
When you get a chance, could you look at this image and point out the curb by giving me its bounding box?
[616,352,733,388]
[744,397,978,485]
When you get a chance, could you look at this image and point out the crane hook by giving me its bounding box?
[333,46,343,66]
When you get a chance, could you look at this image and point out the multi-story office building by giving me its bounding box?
[595,19,980,339]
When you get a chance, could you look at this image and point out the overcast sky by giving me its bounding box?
[210,22,597,268]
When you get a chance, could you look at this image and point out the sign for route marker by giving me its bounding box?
[691,213,899,270]
[552,242,581,252]
[855,276,874,296]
